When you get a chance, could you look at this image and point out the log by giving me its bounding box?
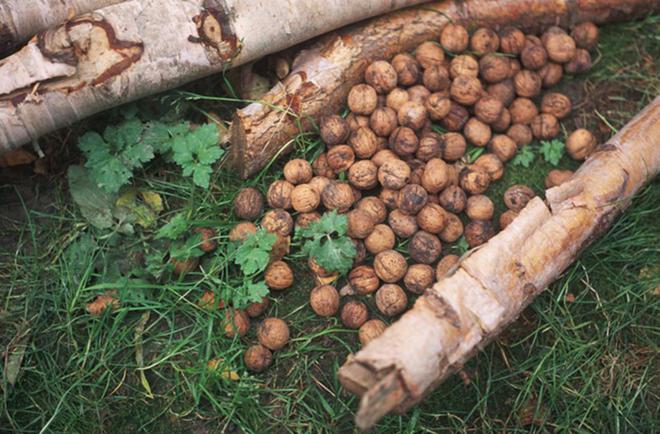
[228,0,660,178]
[0,0,125,55]
[337,96,660,431]
[0,0,429,153]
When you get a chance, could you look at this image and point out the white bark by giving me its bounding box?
[0,0,428,152]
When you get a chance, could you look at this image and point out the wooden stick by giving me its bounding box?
[228,0,659,178]
[337,96,660,431]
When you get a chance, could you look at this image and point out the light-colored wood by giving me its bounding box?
[338,96,660,430]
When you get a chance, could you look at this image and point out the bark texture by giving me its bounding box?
[0,0,124,55]
[229,0,660,178]
[337,96,660,431]
[0,0,428,152]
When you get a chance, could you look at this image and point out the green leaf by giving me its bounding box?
[171,124,224,189]
[311,236,356,275]
[62,233,98,287]
[296,210,347,240]
[156,213,191,240]
[295,211,356,275]
[233,229,277,275]
[512,145,536,168]
[67,165,116,229]
[170,234,205,260]
[540,139,565,166]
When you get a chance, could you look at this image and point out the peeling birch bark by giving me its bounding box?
[228,0,660,178]
[0,0,428,152]
[337,96,660,431]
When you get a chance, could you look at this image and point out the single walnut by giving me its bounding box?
[349,127,379,159]
[415,40,445,68]
[530,113,560,140]
[346,113,370,131]
[500,27,526,54]
[309,284,340,317]
[371,149,399,167]
[542,29,576,63]
[389,126,419,157]
[423,65,451,92]
[341,300,369,329]
[566,128,597,160]
[506,124,533,147]
[471,27,500,55]
[326,145,355,173]
[520,43,548,70]
[348,160,378,190]
[450,75,483,106]
[440,102,470,132]
[538,62,564,88]
[262,209,294,236]
[464,220,495,248]
[491,108,511,133]
[408,159,426,186]
[541,92,572,119]
[358,319,387,346]
[370,107,398,137]
[257,317,290,351]
[347,209,375,239]
[283,159,313,185]
[320,115,350,146]
[265,260,294,290]
[460,166,491,195]
[438,185,467,213]
[416,133,442,161]
[357,197,387,224]
[244,344,272,372]
[375,284,408,317]
[564,49,591,74]
[508,58,522,77]
[409,230,442,264]
[545,169,574,188]
[397,184,428,215]
[365,60,398,94]
[514,70,542,98]
[348,84,378,115]
[499,209,518,230]
[440,23,469,53]
[309,176,331,196]
[408,85,431,104]
[416,202,447,233]
[223,309,250,338]
[571,22,599,49]
[229,221,257,242]
[171,257,199,276]
[234,187,264,220]
[488,134,518,162]
[441,132,467,161]
[291,184,320,213]
[420,158,450,194]
[404,264,435,294]
[374,249,408,283]
[479,54,511,84]
[365,224,396,255]
[296,212,321,229]
[509,97,539,125]
[321,181,355,212]
[436,254,459,280]
[391,53,421,86]
[487,79,516,107]
[349,265,380,295]
[450,54,479,79]
[473,153,504,181]
[353,239,367,267]
[378,158,411,189]
[439,212,464,243]
[385,88,410,112]
[475,96,504,125]
[397,101,428,131]
[503,184,536,211]
[380,188,400,210]
[424,93,452,122]
[466,194,495,221]
[464,117,492,147]
[312,153,336,179]
[388,209,418,238]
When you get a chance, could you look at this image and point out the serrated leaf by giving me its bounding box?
[170,124,224,189]
[310,237,356,275]
[512,145,536,168]
[540,140,565,166]
[233,229,276,275]
[156,213,190,240]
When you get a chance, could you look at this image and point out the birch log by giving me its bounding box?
[337,96,660,431]
[0,0,125,54]
[228,0,660,178]
[0,0,429,153]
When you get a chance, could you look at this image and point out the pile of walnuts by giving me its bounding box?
[229,21,602,371]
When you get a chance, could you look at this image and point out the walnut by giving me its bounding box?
[416,133,442,161]
[385,88,410,112]
[530,113,560,140]
[312,153,336,179]
[349,127,379,158]
[308,256,332,277]
[357,196,387,224]
[509,98,539,125]
[436,254,459,280]
[388,209,418,238]
[370,107,398,137]
[439,212,464,243]
[564,49,591,74]
[348,160,378,190]
[499,209,518,230]
[488,134,518,162]
[321,181,355,212]
[545,169,574,188]
[474,96,504,125]
[506,124,533,147]
[416,202,447,233]
[464,220,495,248]
[440,102,469,132]
[265,260,294,290]
[347,209,375,239]
[320,115,350,146]
[309,176,331,196]
[389,126,419,157]
[441,132,467,161]
[341,300,369,329]
[346,113,370,131]
[296,211,321,229]
[503,184,536,211]
[450,75,483,106]
[364,224,396,255]
[420,158,450,194]
[440,23,469,53]
[349,265,380,295]
[229,221,257,242]
[244,344,273,372]
[391,53,421,86]
[571,22,599,49]
[470,27,500,55]
[449,54,479,79]
[326,144,355,173]
[460,166,491,195]
[541,92,572,119]
[257,317,290,351]
[479,54,511,84]
[463,117,492,147]
[309,284,339,316]
[353,239,367,267]
[375,284,408,317]
[291,184,320,213]
[283,159,313,185]
[542,28,576,63]
[408,159,426,186]
[409,230,442,264]
[520,43,548,70]
[566,128,597,160]
[473,153,504,181]
[491,108,511,132]
[371,149,399,167]
[379,188,400,210]
[513,70,542,98]
[423,65,451,92]
[378,158,411,189]
[438,185,467,213]
[397,184,428,215]
[415,40,445,68]
[262,209,294,236]
[487,79,516,107]
[538,62,564,88]
[358,319,387,346]
[234,187,264,220]
[223,309,250,337]
[171,257,199,276]
[403,264,435,294]
[364,60,398,94]
[466,194,495,221]
[500,27,526,55]
[396,102,427,133]
[347,84,378,115]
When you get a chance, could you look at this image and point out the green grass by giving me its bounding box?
[1,16,659,434]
